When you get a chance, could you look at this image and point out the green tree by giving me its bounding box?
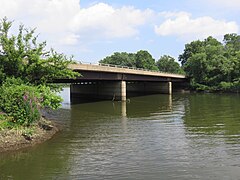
[156,55,184,74]
[0,18,79,127]
[99,50,158,71]
[99,52,136,67]
[181,35,240,92]
[223,34,240,85]
[224,33,240,54]
[178,40,204,66]
[135,50,158,70]
[0,17,78,86]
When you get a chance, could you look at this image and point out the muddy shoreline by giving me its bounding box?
[0,120,60,153]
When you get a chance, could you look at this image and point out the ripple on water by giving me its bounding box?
[1,93,240,180]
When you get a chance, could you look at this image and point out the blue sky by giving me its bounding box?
[0,0,239,63]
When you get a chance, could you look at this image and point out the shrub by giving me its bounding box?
[0,78,62,126]
[0,113,13,130]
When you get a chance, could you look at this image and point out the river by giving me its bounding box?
[0,88,240,179]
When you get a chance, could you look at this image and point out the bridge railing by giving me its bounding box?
[78,61,184,76]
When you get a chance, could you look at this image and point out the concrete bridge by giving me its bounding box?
[60,63,187,101]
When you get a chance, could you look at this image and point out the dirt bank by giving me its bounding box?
[0,119,59,153]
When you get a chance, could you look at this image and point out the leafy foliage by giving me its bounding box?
[0,18,79,128]
[99,52,136,67]
[0,17,79,86]
[135,50,158,70]
[0,78,62,126]
[179,34,240,92]
[100,51,187,73]
[156,55,184,74]
[100,50,158,71]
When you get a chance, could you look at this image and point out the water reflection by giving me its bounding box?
[183,94,240,138]
[67,94,174,119]
[0,137,71,180]
[121,101,127,117]
[65,94,188,179]
[60,87,174,117]
[1,92,240,179]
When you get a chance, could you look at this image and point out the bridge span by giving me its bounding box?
[60,63,188,101]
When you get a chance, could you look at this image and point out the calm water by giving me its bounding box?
[1,89,240,179]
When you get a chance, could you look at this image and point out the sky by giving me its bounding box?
[0,0,240,63]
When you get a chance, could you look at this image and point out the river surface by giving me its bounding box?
[1,88,240,179]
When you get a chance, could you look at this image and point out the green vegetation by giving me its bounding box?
[1,17,239,135]
[135,50,158,71]
[156,55,184,74]
[100,34,240,92]
[179,35,240,92]
[0,17,78,131]
[100,50,182,73]
[0,78,62,127]
[99,52,136,67]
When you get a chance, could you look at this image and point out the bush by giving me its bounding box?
[0,78,62,126]
[0,113,13,130]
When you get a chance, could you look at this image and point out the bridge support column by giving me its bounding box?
[168,82,172,95]
[121,81,126,101]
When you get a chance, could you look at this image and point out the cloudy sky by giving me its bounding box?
[0,0,239,63]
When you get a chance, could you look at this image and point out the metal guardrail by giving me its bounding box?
[78,61,184,76]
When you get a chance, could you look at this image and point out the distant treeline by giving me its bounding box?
[99,50,184,74]
[99,34,240,92]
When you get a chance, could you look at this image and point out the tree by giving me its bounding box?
[223,34,240,90]
[135,50,158,70]
[156,55,184,74]
[180,35,240,92]
[99,50,158,71]
[0,18,79,127]
[0,17,78,86]
[99,52,136,67]
[224,33,240,54]
[178,40,204,66]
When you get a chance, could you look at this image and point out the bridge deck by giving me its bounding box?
[69,64,186,79]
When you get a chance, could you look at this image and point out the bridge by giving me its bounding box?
[61,63,187,101]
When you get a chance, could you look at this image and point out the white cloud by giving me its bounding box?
[200,0,240,9]
[155,12,239,40]
[0,0,20,18]
[1,0,239,62]
[0,0,80,26]
[59,33,80,45]
[0,0,153,46]
[69,3,153,38]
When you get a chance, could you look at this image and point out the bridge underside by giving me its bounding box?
[57,70,185,83]
[56,70,188,101]
[70,81,175,101]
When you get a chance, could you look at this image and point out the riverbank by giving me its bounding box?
[0,118,59,153]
